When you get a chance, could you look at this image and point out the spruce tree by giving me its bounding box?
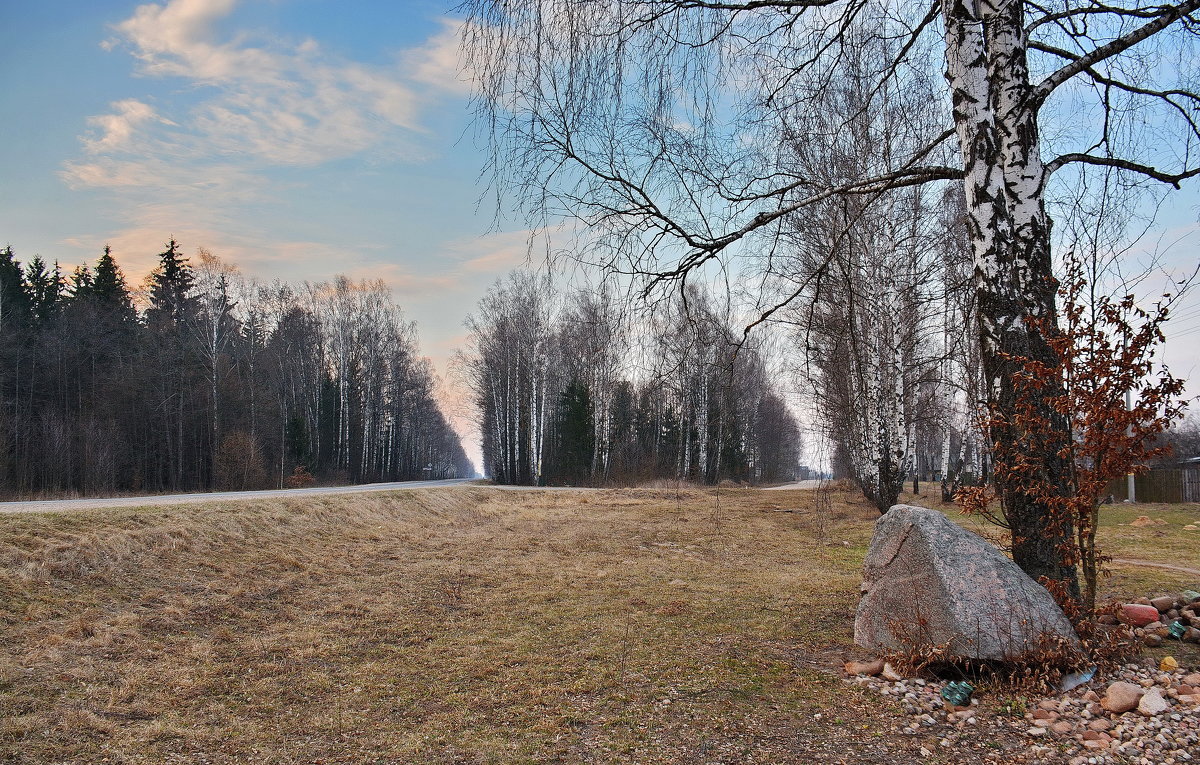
[69,264,94,297]
[91,245,135,322]
[553,379,594,484]
[24,256,63,321]
[0,246,31,330]
[145,238,196,330]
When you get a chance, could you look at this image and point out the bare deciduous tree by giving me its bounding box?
[462,0,1200,601]
[460,270,804,485]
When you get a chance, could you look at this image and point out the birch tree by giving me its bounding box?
[190,248,241,482]
[556,287,626,481]
[769,22,947,511]
[461,271,556,484]
[462,271,802,485]
[462,0,1200,601]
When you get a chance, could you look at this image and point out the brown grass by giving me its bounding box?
[898,488,1200,594]
[0,485,1195,764]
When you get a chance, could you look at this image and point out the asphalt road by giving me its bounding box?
[0,478,473,515]
[761,480,827,490]
[0,477,828,515]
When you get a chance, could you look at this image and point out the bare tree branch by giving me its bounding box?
[1046,153,1200,187]
[1034,0,1200,104]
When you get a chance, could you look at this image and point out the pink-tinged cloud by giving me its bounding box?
[59,222,361,290]
[440,228,555,274]
[344,261,460,296]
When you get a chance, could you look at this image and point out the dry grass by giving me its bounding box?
[899,488,1200,594]
[0,485,1195,764]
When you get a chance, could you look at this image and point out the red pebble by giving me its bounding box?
[1119,603,1160,627]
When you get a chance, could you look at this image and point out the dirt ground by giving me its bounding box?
[0,485,1196,764]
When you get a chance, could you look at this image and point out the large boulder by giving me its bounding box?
[854,505,1079,661]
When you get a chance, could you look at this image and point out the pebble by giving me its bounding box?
[1138,688,1170,717]
[841,589,1200,762]
[845,659,884,676]
[845,648,1199,764]
[1102,681,1145,713]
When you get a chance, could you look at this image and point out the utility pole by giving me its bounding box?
[1126,389,1136,503]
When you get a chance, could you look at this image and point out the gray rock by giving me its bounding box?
[854,505,1079,661]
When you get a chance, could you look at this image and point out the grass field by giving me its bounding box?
[903,489,1200,594]
[1,485,1196,764]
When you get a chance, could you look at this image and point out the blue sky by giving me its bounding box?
[2,0,1199,466]
[0,0,543,456]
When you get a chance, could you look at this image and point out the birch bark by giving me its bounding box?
[942,0,1078,599]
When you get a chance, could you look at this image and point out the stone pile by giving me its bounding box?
[845,662,1200,764]
[1104,590,1200,647]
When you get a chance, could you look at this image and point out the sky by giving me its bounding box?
[2,0,1199,471]
[0,0,535,467]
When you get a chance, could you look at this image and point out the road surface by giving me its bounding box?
[1,478,827,515]
[0,478,472,515]
[762,480,827,491]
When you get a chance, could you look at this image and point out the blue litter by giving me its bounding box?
[941,680,974,706]
[1060,667,1096,692]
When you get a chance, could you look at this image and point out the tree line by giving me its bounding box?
[0,240,472,498]
[780,78,989,513]
[460,271,803,486]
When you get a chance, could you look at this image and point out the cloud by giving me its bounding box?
[60,216,380,292]
[60,157,162,189]
[57,216,535,300]
[68,2,492,203]
[344,261,460,296]
[404,18,474,96]
[98,0,425,168]
[80,99,174,154]
[445,229,540,273]
[113,0,262,82]
[329,230,547,302]
[63,2,488,259]
[60,1,486,284]
[60,155,264,202]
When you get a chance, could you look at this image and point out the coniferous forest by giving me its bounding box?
[0,240,472,498]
